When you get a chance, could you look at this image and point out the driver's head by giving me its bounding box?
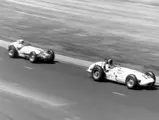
[108,59,113,65]
[17,39,24,44]
[104,58,108,62]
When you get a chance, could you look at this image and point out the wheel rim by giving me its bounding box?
[9,50,14,56]
[30,54,35,62]
[93,71,100,79]
[127,79,134,88]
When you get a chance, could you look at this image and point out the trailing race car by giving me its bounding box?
[8,39,55,63]
[87,59,156,89]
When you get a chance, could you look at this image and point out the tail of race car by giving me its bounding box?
[87,61,105,72]
[87,63,96,72]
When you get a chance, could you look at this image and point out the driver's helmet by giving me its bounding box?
[17,39,24,44]
[104,58,108,62]
[108,59,113,65]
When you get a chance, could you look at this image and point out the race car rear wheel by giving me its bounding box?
[47,49,55,62]
[91,65,105,82]
[29,52,37,63]
[126,74,138,89]
[8,45,18,58]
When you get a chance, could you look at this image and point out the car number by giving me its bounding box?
[107,72,116,80]
[107,74,113,79]
[117,69,123,74]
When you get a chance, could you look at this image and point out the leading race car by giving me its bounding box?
[87,59,156,89]
[8,39,55,63]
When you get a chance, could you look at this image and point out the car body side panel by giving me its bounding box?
[19,46,42,55]
[111,67,126,83]
[106,69,117,82]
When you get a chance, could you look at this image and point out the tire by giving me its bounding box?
[145,71,156,80]
[47,49,55,62]
[91,65,105,82]
[145,71,156,87]
[8,45,18,58]
[126,74,138,89]
[29,52,37,63]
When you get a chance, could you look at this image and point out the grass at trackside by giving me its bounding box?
[1,0,159,75]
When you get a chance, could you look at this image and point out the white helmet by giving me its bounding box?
[17,39,24,44]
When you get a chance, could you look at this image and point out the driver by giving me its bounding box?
[104,59,114,72]
[17,39,25,50]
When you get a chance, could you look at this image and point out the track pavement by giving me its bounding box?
[0,40,159,120]
[1,39,159,85]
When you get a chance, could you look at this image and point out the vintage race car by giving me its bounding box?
[87,60,156,89]
[8,40,55,63]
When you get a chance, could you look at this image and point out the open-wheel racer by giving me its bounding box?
[8,39,55,63]
[87,59,156,89]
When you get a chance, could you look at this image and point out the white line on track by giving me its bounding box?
[112,92,126,96]
[0,81,69,107]
[24,66,33,70]
[0,81,80,119]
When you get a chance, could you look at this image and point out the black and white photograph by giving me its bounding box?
[0,0,159,120]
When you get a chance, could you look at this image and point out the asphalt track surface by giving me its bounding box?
[1,47,159,120]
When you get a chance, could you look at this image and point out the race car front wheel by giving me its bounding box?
[145,71,156,81]
[29,52,37,63]
[145,71,156,88]
[91,65,105,82]
[126,74,138,89]
[8,45,18,58]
